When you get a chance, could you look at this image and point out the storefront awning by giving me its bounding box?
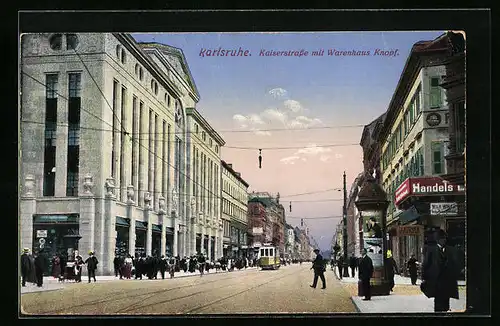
[400,203,429,224]
[116,216,130,227]
[152,224,161,233]
[166,227,174,235]
[33,214,79,224]
[135,221,147,230]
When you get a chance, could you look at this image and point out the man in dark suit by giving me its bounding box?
[310,249,326,289]
[85,251,99,283]
[20,248,31,287]
[421,229,460,312]
[358,248,374,300]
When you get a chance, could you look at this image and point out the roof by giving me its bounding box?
[378,32,450,142]
[221,160,249,188]
[136,41,200,99]
[185,107,225,146]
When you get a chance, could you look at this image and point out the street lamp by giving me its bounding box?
[354,172,390,296]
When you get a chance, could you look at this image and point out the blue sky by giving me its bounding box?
[133,31,444,252]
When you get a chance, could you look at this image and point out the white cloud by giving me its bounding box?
[269,88,288,99]
[295,144,332,156]
[283,99,303,113]
[288,115,322,129]
[280,156,300,164]
[261,108,288,125]
[319,155,331,162]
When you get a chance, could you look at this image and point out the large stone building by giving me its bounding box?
[346,172,364,257]
[377,33,465,274]
[20,33,218,275]
[221,161,249,258]
[247,192,285,255]
[185,107,225,261]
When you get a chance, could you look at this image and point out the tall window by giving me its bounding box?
[43,74,58,196]
[430,77,442,108]
[153,114,158,206]
[119,86,126,201]
[148,109,154,197]
[138,101,144,206]
[415,86,421,116]
[431,142,444,174]
[66,73,81,196]
[409,101,415,125]
[131,96,138,188]
[111,80,118,178]
[162,120,166,198]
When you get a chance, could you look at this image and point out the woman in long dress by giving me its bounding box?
[124,255,133,279]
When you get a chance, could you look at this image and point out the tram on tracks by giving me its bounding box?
[258,244,281,270]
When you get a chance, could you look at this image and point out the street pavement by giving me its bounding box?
[332,267,466,313]
[21,264,357,315]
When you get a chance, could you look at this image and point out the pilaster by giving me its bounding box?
[104,177,117,275]
[127,185,136,256]
[79,174,95,261]
[144,191,152,256]
[20,174,36,252]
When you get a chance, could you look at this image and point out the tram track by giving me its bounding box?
[115,269,272,314]
[184,268,300,314]
[37,270,256,314]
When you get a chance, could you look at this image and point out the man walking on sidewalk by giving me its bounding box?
[337,254,344,280]
[407,254,419,285]
[85,251,98,283]
[421,229,460,312]
[349,255,358,278]
[358,248,373,301]
[310,249,326,289]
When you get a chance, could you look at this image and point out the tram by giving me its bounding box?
[258,244,281,270]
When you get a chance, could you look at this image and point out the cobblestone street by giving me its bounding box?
[21,264,356,315]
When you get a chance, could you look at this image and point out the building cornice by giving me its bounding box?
[185,107,225,146]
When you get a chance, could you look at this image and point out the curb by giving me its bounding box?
[349,296,361,313]
[21,287,65,295]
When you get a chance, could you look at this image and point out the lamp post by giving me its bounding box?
[342,171,350,277]
[354,172,390,296]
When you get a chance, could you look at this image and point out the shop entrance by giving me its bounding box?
[32,214,80,275]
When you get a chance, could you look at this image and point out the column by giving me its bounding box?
[200,217,205,255]
[79,174,96,264]
[144,191,152,256]
[20,174,36,252]
[214,228,218,259]
[104,177,117,275]
[207,228,212,261]
[159,196,166,256]
[155,116,161,211]
[190,199,196,256]
[127,185,136,256]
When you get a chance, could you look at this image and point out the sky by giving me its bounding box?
[132,31,444,252]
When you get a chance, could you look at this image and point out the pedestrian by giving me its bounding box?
[349,255,357,278]
[330,258,335,271]
[358,248,374,301]
[20,248,32,287]
[51,254,61,279]
[421,229,460,312]
[113,255,122,278]
[34,250,46,288]
[407,254,419,285]
[169,257,176,278]
[198,253,206,276]
[85,251,98,283]
[385,250,398,292]
[74,250,84,283]
[159,255,167,279]
[309,249,326,289]
[124,254,133,279]
[337,255,344,279]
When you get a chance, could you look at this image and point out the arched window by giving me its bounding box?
[66,34,79,50]
[174,100,183,127]
[195,124,199,133]
[49,34,62,50]
[209,139,213,147]
[116,45,121,59]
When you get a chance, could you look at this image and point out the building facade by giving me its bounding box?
[185,108,225,261]
[285,224,295,259]
[20,33,210,275]
[378,33,465,275]
[346,172,364,257]
[221,161,249,259]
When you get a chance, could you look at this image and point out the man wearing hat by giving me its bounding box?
[358,248,374,300]
[85,251,99,283]
[310,249,326,289]
[421,229,460,312]
[20,248,31,287]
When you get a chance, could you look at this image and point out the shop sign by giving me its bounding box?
[252,227,263,235]
[430,202,458,215]
[253,242,262,248]
[395,177,465,206]
[241,245,248,249]
[398,225,424,237]
[36,230,48,238]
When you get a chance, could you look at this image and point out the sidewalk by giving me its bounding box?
[332,267,466,313]
[22,266,259,293]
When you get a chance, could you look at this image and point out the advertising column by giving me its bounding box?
[362,210,385,286]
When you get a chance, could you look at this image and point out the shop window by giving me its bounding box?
[431,142,444,174]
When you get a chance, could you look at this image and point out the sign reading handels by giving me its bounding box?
[394,177,465,206]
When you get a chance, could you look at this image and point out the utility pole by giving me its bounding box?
[342,171,349,277]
